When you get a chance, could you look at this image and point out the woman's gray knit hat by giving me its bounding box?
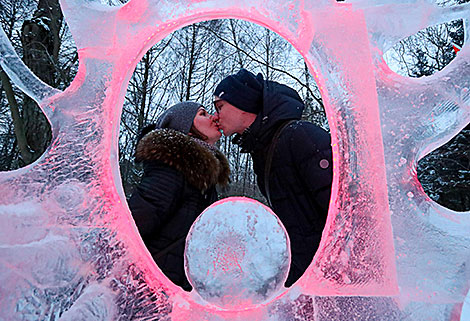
[156,101,202,134]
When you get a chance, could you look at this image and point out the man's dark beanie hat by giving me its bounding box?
[214,69,264,114]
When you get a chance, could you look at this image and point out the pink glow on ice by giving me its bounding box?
[0,0,469,320]
[300,6,397,296]
[117,0,149,23]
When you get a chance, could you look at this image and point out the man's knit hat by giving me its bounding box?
[214,69,264,114]
[156,101,201,134]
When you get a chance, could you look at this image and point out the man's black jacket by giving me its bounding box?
[235,79,333,286]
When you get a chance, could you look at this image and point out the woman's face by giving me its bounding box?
[192,107,222,145]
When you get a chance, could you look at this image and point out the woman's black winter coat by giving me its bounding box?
[128,129,230,290]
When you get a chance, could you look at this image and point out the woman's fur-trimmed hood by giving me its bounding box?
[136,128,230,191]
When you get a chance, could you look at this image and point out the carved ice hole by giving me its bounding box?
[383,19,465,78]
[417,126,470,212]
[119,19,328,292]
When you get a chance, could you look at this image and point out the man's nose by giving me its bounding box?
[211,114,219,122]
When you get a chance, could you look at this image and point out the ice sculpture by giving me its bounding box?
[0,0,469,319]
[185,198,290,309]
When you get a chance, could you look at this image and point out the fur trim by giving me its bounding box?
[136,128,230,191]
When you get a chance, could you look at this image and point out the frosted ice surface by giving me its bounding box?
[0,0,469,320]
[185,197,290,309]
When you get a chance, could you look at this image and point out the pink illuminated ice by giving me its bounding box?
[0,0,469,320]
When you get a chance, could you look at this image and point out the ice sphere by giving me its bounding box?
[0,0,469,320]
[185,197,290,309]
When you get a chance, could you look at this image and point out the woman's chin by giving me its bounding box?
[205,131,222,145]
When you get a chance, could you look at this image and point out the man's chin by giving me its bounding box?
[222,131,233,137]
[219,126,234,137]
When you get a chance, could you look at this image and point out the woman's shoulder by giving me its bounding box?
[136,128,229,191]
[136,128,190,162]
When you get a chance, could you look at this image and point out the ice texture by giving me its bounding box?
[0,0,469,320]
[185,197,290,309]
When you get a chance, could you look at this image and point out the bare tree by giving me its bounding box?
[19,0,63,163]
[0,0,45,168]
[0,0,79,170]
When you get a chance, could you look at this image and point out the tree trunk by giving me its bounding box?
[137,51,151,132]
[229,20,244,68]
[0,68,34,164]
[19,0,63,163]
[265,29,270,80]
[185,24,198,101]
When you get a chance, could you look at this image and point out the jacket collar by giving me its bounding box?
[234,80,304,153]
[136,128,230,191]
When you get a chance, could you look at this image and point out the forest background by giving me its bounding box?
[0,0,468,211]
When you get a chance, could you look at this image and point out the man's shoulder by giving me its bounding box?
[279,120,331,153]
[281,120,328,138]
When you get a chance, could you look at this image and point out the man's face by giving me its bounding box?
[213,99,246,136]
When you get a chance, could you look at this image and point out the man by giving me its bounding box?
[213,69,333,286]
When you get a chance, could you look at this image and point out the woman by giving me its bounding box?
[128,101,230,290]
